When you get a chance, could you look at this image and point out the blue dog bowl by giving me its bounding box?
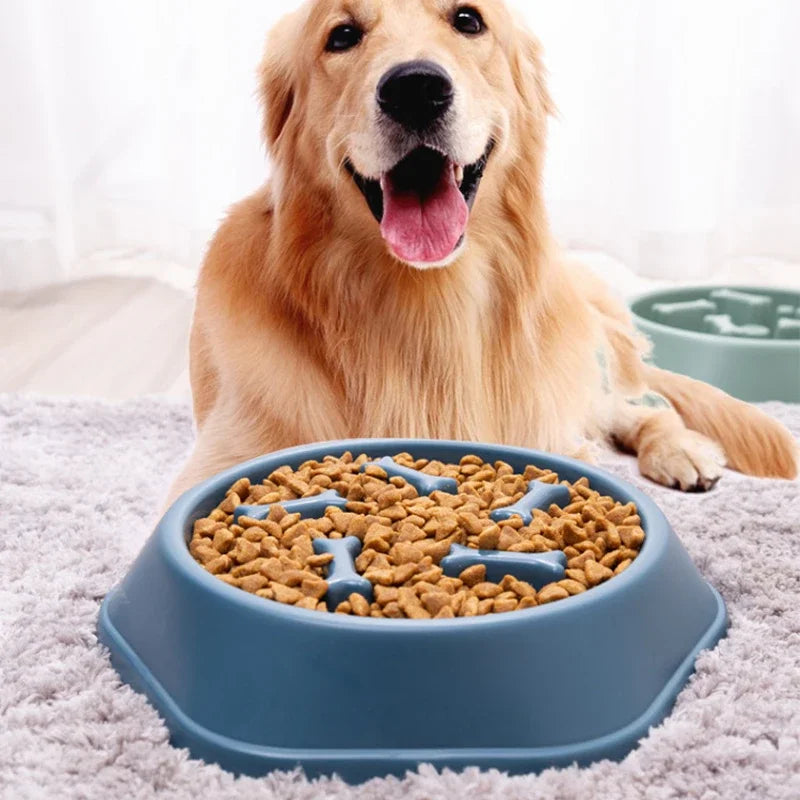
[98,439,727,783]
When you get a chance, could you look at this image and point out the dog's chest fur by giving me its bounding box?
[314,251,601,455]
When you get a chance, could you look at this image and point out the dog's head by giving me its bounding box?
[261,0,552,269]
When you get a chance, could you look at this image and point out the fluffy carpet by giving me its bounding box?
[1,394,799,800]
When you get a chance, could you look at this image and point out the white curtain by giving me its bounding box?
[1,0,798,291]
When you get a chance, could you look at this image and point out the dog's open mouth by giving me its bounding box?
[345,141,494,265]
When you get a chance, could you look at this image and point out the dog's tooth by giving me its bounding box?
[454,165,464,185]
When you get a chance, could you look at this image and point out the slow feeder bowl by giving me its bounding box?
[631,285,800,402]
[98,439,727,783]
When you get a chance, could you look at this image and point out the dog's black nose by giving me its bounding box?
[377,60,454,131]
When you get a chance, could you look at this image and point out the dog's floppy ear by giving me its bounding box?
[511,23,555,119]
[259,12,301,152]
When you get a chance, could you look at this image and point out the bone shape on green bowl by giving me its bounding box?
[231,461,572,608]
[651,288,800,340]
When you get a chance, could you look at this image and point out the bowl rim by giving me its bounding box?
[630,284,800,351]
[161,438,670,631]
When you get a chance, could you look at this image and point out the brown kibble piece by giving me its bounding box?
[565,568,589,586]
[266,504,286,523]
[558,579,586,595]
[459,564,486,587]
[493,596,518,613]
[231,538,260,564]
[194,518,220,537]
[364,568,395,586]
[538,584,570,604]
[219,493,240,514]
[306,553,334,569]
[421,592,451,616]
[561,520,587,545]
[383,601,404,618]
[458,512,483,535]
[438,576,463,594]
[279,569,310,587]
[242,526,266,542]
[375,585,399,605]
[412,566,443,584]
[272,584,303,604]
[206,555,231,575]
[228,477,251,498]
[190,538,218,561]
[212,528,235,554]
[508,579,536,599]
[460,595,480,617]
[615,558,633,575]
[349,593,370,617]
[602,526,622,550]
[585,560,614,587]
[398,587,431,619]
[391,541,425,565]
[260,558,283,581]
[477,525,501,550]
[620,526,645,549]
[300,578,328,599]
[392,562,418,584]
[567,551,596,570]
[477,598,494,615]
[239,574,269,593]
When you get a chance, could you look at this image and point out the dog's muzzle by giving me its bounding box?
[345,141,494,265]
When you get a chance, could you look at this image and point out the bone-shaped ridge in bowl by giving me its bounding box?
[649,287,800,340]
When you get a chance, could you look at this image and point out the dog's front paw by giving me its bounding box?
[638,430,726,492]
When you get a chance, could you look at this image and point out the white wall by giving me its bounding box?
[1,0,798,290]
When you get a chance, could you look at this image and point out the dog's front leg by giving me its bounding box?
[610,401,726,492]
[167,436,247,506]
[166,405,292,507]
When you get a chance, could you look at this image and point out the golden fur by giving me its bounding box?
[171,0,798,500]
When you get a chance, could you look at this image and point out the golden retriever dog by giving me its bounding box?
[171,0,798,502]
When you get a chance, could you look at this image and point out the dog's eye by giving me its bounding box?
[325,23,363,53]
[452,6,485,35]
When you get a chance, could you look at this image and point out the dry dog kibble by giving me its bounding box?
[585,560,614,587]
[538,584,570,604]
[189,452,645,618]
[459,564,486,587]
[349,593,370,617]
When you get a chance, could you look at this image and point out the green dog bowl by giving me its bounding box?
[630,286,800,402]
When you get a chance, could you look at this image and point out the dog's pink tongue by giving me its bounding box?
[380,169,468,264]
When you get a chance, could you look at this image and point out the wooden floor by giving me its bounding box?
[0,276,193,402]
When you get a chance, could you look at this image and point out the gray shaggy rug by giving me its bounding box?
[1,394,799,800]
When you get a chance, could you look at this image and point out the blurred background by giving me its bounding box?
[1,0,799,402]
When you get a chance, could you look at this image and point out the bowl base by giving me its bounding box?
[99,584,727,783]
